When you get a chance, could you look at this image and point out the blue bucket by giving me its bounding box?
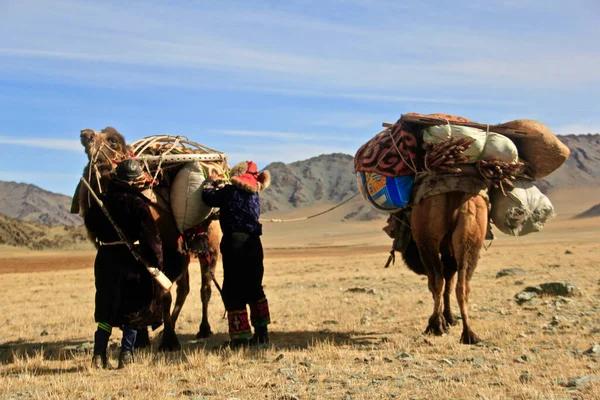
[356,171,414,212]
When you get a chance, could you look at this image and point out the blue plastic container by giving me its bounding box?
[356,171,414,212]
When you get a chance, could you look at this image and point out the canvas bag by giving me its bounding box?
[170,162,214,233]
[423,124,487,163]
[480,132,519,163]
[490,180,555,236]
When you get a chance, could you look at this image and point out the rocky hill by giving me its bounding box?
[0,181,82,226]
[536,134,600,193]
[0,212,88,250]
[260,153,383,221]
[573,203,600,219]
[260,134,600,221]
[1,133,598,249]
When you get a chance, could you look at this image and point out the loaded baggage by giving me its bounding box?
[354,112,569,237]
[490,180,555,236]
[130,136,230,238]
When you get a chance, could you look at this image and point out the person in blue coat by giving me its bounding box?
[202,161,271,348]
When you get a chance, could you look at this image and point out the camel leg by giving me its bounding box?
[170,269,189,326]
[453,195,487,344]
[197,220,221,339]
[196,257,215,338]
[441,254,458,327]
[135,328,151,348]
[159,291,181,351]
[421,248,448,336]
[412,196,449,336]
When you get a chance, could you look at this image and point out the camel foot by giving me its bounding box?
[460,329,481,345]
[443,312,459,327]
[159,331,181,352]
[135,328,151,349]
[425,315,448,336]
[196,323,213,339]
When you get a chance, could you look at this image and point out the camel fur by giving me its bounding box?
[402,191,488,344]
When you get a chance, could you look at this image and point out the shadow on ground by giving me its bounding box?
[1,329,392,367]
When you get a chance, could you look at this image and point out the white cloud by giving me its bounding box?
[0,136,81,151]
[1,0,598,95]
[211,129,357,142]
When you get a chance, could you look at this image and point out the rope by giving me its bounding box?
[387,129,418,175]
[260,192,360,223]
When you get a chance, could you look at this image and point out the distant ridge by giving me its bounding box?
[0,132,599,249]
[0,212,88,250]
[0,181,82,226]
[572,203,600,219]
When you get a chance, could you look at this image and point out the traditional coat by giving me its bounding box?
[202,161,272,339]
[85,180,164,329]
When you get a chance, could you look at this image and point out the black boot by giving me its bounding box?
[91,353,109,369]
[117,350,134,369]
[229,338,250,349]
[250,326,269,346]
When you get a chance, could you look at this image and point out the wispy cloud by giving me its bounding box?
[211,129,356,142]
[1,0,598,96]
[0,136,80,151]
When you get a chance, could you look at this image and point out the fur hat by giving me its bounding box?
[230,161,271,193]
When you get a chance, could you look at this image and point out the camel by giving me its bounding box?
[401,190,488,344]
[72,127,222,350]
[369,120,488,344]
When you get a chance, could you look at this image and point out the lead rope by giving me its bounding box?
[260,192,360,223]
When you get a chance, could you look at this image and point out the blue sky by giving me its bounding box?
[0,0,598,196]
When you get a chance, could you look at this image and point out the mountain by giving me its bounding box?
[0,181,82,226]
[0,213,88,250]
[259,133,600,221]
[260,153,385,221]
[536,134,600,193]
[573,203,600,219]
[1,132,598,249]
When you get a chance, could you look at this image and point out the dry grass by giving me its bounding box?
[1,214,600,400]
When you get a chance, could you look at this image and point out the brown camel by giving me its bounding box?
[72,127,222,350]
[401,191,488,344]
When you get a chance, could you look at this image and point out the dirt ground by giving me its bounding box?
[0,190,599,399]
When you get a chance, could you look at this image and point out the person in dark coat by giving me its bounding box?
[86,159,164,368]
[202,161,271,348]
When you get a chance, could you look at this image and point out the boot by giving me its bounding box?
[91,353,109,369]
[250,326,269,347]
[117,350,134,369]
[229,338,250,349]
[227,310,252,350]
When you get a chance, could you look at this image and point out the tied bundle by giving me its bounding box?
[424,136,476,174]
[476,160,525,194]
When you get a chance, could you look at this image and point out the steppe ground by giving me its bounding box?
[0,188,599,400]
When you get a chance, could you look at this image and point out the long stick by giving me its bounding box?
[80,177,173,291]
[209,272,228,320]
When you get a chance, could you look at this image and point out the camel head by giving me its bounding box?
[80,126,130,165]
[77,126,132,212]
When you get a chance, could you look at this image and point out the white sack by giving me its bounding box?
[491,180,555,236]
[423,124,486,163]
[480,132,519,163]
[170,162,214,233]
